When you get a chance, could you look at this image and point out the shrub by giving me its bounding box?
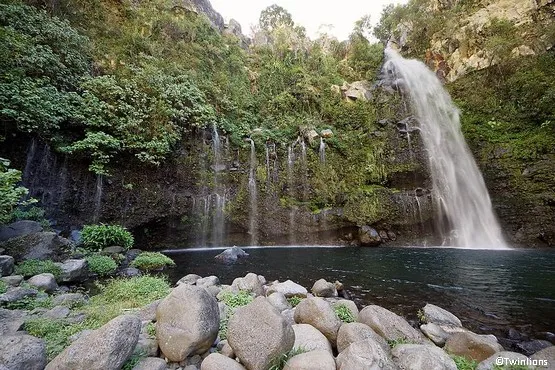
[287,296,302,307]
[14,259,62,278]
[218,290,254,308]
[86,255,117,276]
[81,224,134,252]
[0,280,8,294]
[24,318,91,360]
[0,158,35,225]
[5,296,53,310]
[130,252,175,271]
[334,304,356,323]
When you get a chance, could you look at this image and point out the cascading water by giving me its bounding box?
[383,47,507,249]
[212,125,226,246]
[319,137,326,164]
[287,144,297,244]
[247,139,258,245]
[93,174,103,222]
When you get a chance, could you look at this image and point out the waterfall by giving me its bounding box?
[383,48,507,249]
[319,137,326,164]
[247,139,258,245]
[212,124,225,246]
[93,174,103,222]
[287,144,296,244]
[300,139,308,201]
[265,143,271,186]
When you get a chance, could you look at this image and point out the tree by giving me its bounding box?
[259,4,294,32]
[0,158,34,225]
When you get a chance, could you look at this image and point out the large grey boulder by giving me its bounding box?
[329,299,359,322]
[52,293,87,307]
[358,305,426,343]
[292,324,333,354]
[267,280,307,298]
[0,334,47,370]
[283,350,336,370]
[0,287,37,304]
[201,353,246,370]
[515,339,552,356]
[344,81,372,101]
[444,332,504,362]
[0,308,26,335]
[214,247,248,264]
[530,346,555,365]
[336,339,397,370]
[1,275,23,286]
[228,297,294,370]
[294,297,342,346]
[0,256,14,276]
[196,275,219,288]
[392,344,457,370]
[359,225,381,246]
[156,284,219,362]
[337,322,389,353]
[0,221,43,242]
[176,274,201,286]
[476,351,529,370]
[267,292,291,312]
[421,303,462,327]
[56,259,89,283]
[46,315,140,370]
[43,306,70,320]
[420,322,450,346]
[232,273,264,296]
[0,232,70,261]
[311,279,337,298]
[132,357,167,370]
[28,273,58,292]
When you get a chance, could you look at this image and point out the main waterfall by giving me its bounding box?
[383,48,507,249]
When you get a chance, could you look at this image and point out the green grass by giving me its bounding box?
[146,322,156,338]
[387,337,412,348]
[0,280,7,294]
[217,290,254,339]
[452,355,478,370]
[4,296,53,310]
[287,296,302,307]
[130,252,175,271]
[86,254,117,276]
[122,352,146,370]
[14,259,62,278]
[81,224,134,252]
[334,304,356,323]
[268,347,308,370]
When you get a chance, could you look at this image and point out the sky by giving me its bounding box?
[210,0,408,41]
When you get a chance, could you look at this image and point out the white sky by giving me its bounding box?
[210,0,408,41]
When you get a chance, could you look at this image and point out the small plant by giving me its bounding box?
[219,315,230,340]
[334,304,356,323]
[268,347,308,370]
[122,352,146,370]
[387,337,412,348]
[287,296,302,307]
[451,355,478,370]
[0,280,8,294]
[86,254,117,276]
[219,290,254,308]
[14,259,62,278]
[417,308,426,323]
[5,296,53,310]
[146,322,156,338]
[81,224,134,252]
[131,252,175,271]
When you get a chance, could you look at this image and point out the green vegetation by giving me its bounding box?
[218,290,254,339]
[0,158,35,225]
[85,255,117,276]
[0,280,8,294]
[81,224,134,252]
[122,352,146,370]
[387,337,412,348]
[5,296,53,310]
[334,304,356,323]
[287,296,302,307]
[14,259,62,278]
[131,252,175,271]
[24,318,91,360]
[452,355,478,370]
[146,322,156,338]
[268,347,308,370]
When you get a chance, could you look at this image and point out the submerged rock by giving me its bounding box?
[214,246,248,264]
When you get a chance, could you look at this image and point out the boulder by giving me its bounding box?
[444,332,504,362]
[358,305,426,343]
[196,275,219,288]
[311,279,337,298]
[134,336,158,357]
[227,297,294,370]
[320,129,334,138]
[477,351,529,370]
[0,255,14,276]
[330,299,359,322]
[1,275,23,286]
[201,353,245,370]
[422,303,462,327]
[515,340,552,356]
[131,299,161,322]
[336,339,396,370]
[156,284,219,362]
[0,308,26,335]
[28,273,58,292]
[0,220,43,242]
[267,280,307,298]
[292,324,333,354]
[214,247,248,264]
[0,287,38,304]
[52,293,87,307]
[282,308,295,326]
[344,80,372,101]
[392,344,457,370]
[43,306,70,320]
[283,350,336,370]
[232,273,264,296]
[359,226,382,246]
[101,246,125,255]
[46,315,140,370]
[421,322,450,346]
[220,340,235,358]
[267,292,291,312]
[176,274,201,286]
[56,259,89,283]
[0,334,47,370]
[132,357,166,370]
[294,297,342,346]
[337,322,389,353]
[530,346,555,365]
[0,232,70,261]
[119,267,141,278]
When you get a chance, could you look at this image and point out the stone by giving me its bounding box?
[530,346,555,365]
[311,279,337,298]
[1,275,23,286]
[156,284,219,362]
[56,259,89,283]
[201,353,245,370]
[0,232,70,261]
[132,299,161,322]
[214,247,248,264]
[0,221,43,242]
[358,305,427,343]
[422,303,462,327]
[0,287,38,303]
[0,308,26,335]
[337,322,389,353]
[392,344,457,370]
[476,351,529,370]
[292,324,333,354]
[344,81,372,101]
[132,357,167,370]
[0,334,47,370]
[52,292,87,307]
[320,129,334,138]
[305,130,319,143]
[43,306,70,320]
[294,297,342,346]
[267,280,307,298]
[359,225,382,246]
[46,315,141,370]
[0,255,14,276]
[515,340,552,356]
[330,299,359,322]
[102,246,125,255]
[444,332,504,362]
[336,339,396,370]
[267,292,291,312]
[134,336,158,357]
[68,329,93,343]
[228,297,294,370]
[28,273,58,292]
[283,350,336,370]
[120,267,141,277]
[196,275,219,288]
[232,273,264,296]
[282,308,295,326]
[221,340,235,358]
[421,322,450,346]
[176,274,202,286]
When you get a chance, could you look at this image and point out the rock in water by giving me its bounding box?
[201,353,246,370]
[311,279,337,297]
[45,315,140,370]
[444,332,503,362]
[358,305,426,343]
[156,284,219,362]
[228,297,294,370]
[392,344,457,370]
[214,247,249,264]
[0,334,46,370]
[294,297,342,346]
[283,350,336,370]
[336,339,396,370]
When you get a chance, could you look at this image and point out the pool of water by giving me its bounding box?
[164,246,555,341]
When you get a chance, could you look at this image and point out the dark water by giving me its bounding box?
[164,246,555,341]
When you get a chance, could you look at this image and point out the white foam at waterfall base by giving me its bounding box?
[383,47,508,249]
